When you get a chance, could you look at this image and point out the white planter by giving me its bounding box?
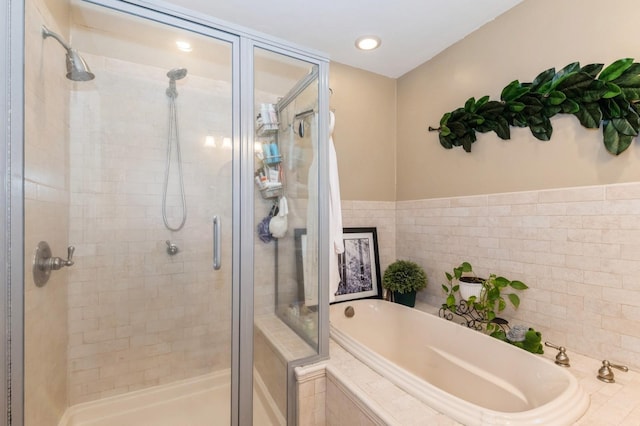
[458,277,484,301]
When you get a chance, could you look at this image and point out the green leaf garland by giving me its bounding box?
[431,58,640,155]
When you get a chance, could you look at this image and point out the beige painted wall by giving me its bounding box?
[397,0,640,200]
[329,62,397,201]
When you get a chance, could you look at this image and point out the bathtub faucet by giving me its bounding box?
[544,342,570,367]
[597,360,628,383]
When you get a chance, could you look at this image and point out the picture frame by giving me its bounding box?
[333,227,382,303]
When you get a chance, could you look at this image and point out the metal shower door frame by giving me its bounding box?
[2,0,26,424]
[2,0,244,423]
[248,39,331,424]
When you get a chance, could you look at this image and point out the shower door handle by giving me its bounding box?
[213,216,221,270]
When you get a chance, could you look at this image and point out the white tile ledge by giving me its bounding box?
[295,362,327,384]
[325,363,401,426]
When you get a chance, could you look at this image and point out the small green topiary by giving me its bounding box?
[382,260,428,294]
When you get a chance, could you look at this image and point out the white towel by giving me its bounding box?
[269,196,288,238]
[304,111,344,305]
[328,111,344,303]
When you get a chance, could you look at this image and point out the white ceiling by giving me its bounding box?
[159,0,524,78]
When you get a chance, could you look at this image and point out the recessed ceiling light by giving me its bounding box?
[355,36,381,51]
[176,40,192,52]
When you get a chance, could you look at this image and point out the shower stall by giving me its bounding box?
[0,0,329,424]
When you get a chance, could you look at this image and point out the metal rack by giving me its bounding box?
[438,301,510,333]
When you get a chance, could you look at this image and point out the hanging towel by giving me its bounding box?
[269,196,289,238]
[328,110,344,303]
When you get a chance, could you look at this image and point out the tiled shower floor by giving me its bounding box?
[59,370,278,426]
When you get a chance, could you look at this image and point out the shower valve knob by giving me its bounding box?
[50,245,75,270]
[33,242,75,287]
[166,240,179,255]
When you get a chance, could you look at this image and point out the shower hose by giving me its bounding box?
[162,94,187,231]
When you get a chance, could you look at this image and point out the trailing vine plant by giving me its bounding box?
[429,58,640,155]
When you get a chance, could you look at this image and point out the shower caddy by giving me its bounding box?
[255,103,283,200]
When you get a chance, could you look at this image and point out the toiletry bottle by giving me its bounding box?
[262,143,272,158]
[268,166,279,182]
[268,104,278,125]
[270,142,280,161]
[260,104,271,125]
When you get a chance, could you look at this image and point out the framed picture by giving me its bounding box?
[333,227,382,303]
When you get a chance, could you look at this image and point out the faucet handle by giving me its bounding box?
[544,342,570,367]
[50,245,75,270]
[598,360,629,383]
[610,362,629,372]
[66,245,75,266]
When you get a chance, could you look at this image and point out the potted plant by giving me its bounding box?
[442,262,528,334]
[382,260,428,307]
[449,261,484,301]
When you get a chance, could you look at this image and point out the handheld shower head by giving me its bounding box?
[166,68,188,98]
[167,68,188,81]
[42,25,95,82]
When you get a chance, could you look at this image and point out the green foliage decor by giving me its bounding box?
[492,327,544,354]
[442,262,529,334]
[430,58,640,155]
[382,260,428,294]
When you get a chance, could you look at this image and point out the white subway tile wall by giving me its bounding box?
[67,54,234,404]
[341,200,397,277]
[396,182,640,370]
[298,377,325,426]
[24,0,71,423]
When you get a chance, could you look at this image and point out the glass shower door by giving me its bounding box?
[252,46,321,425]
[23,1,237,424]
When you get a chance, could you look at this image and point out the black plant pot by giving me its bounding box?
[392,290,416,307]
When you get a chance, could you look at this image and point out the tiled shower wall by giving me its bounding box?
[67,55,234,404]
[24,0,70,423]
[396,182,640,370]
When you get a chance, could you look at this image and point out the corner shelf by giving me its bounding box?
[256,123,279,137]
[263,155,282,166]
[255,105,282,199]
[260,184,283,199]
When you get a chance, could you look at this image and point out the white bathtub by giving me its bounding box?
[330,299,589,426]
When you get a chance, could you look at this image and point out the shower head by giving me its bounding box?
[166,68,187,98]
[167,68,188,81]
[42,26,95,82]
[65,49,95,81]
